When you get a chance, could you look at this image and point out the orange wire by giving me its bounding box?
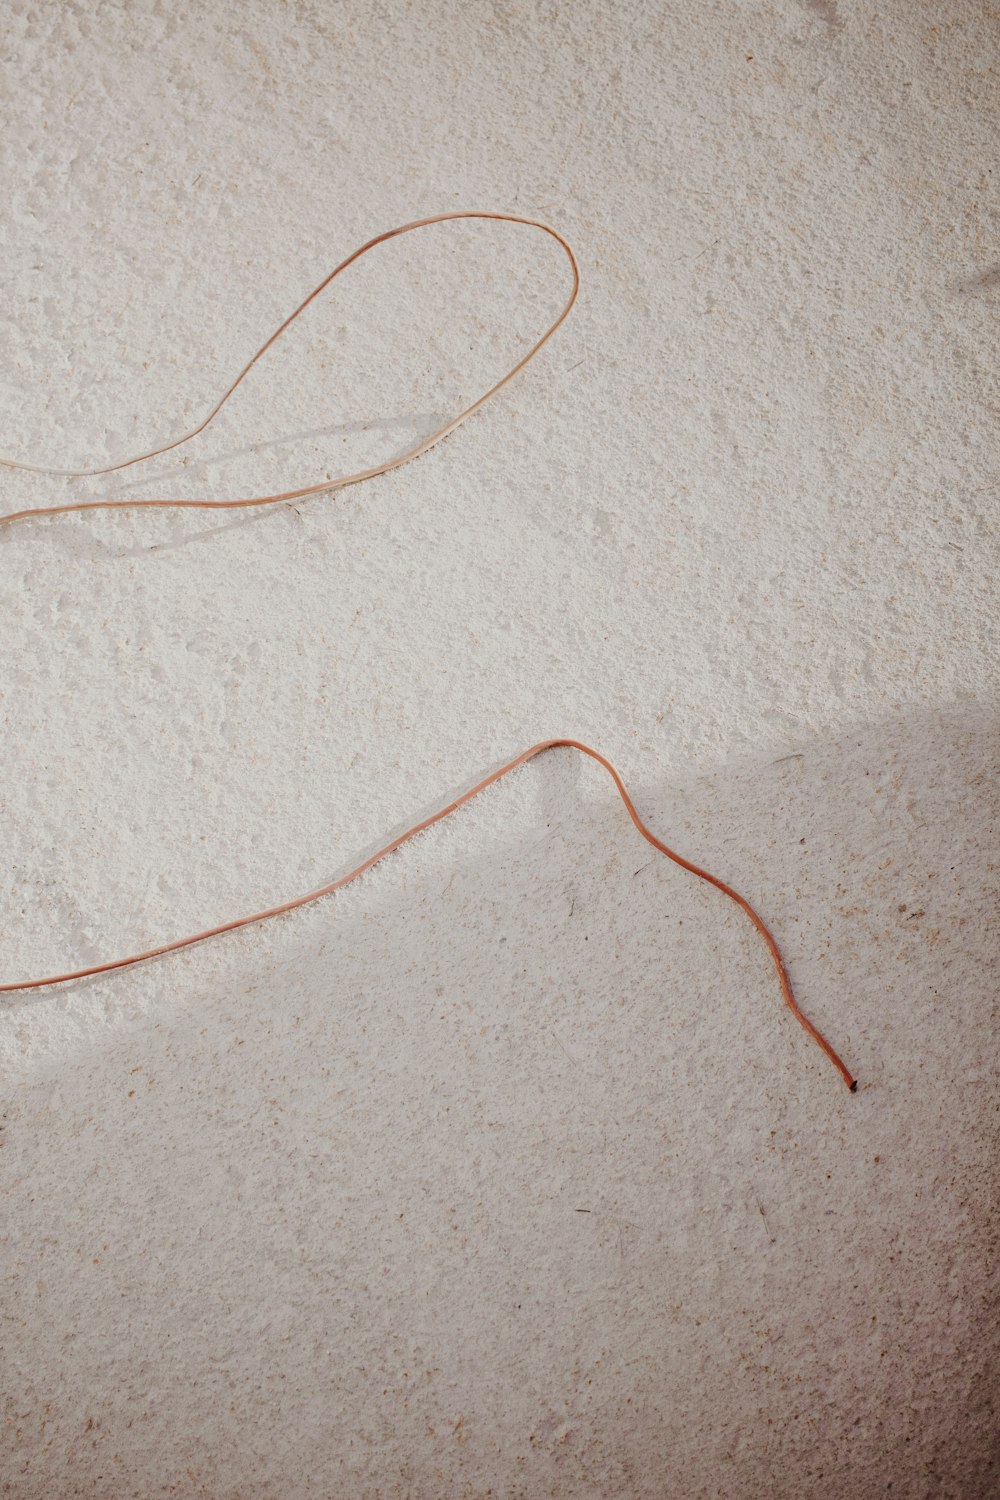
[0,212,579,518]
[0,738,856,1089]
[0,214,856,1091]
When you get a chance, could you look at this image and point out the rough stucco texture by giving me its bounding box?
[1,2,998,1497]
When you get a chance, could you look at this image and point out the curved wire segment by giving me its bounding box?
[0,213,856,1090]
[0,211,579,523]
[0,737,856,1090]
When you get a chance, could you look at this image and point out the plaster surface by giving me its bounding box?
[1,2,997,1496]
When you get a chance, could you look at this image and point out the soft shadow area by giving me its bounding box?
[951,263,1000,294]
[1,706,996,1498]
[113,414,448,494]
[0,412,446,557]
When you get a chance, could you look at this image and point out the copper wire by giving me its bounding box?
[0,213,856,1091]
[0,212,579,515]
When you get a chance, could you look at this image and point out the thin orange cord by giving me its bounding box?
[0,738,856,1090]
[0,215,856,1091]
[0,212,579,518]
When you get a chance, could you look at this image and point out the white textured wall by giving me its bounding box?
[1,2,997,1496]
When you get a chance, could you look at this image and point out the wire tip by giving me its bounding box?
[849,1079,858,1092]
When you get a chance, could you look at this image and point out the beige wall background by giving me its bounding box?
[2,2,997,1495]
